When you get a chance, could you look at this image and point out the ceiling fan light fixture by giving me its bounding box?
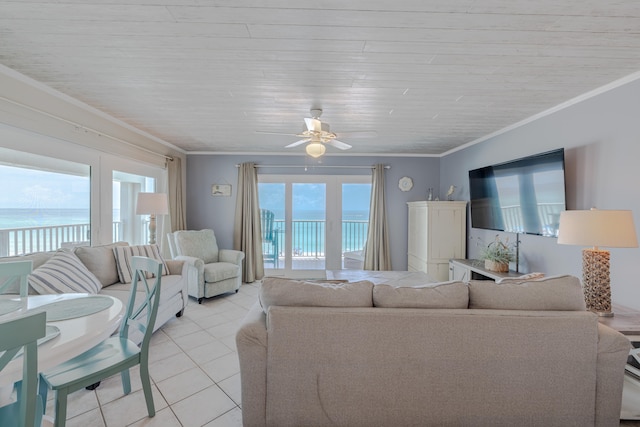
[306,142,326,158]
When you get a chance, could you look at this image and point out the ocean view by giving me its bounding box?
[0,208,92,229]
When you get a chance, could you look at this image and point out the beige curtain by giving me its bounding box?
[167,157,186,232]
[160,157,186,258]
[233,163,264,282]
[363,164,391,270]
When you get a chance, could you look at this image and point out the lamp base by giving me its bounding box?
[597,311,614,317]
[582,248,613,317]
[148,214,157,245]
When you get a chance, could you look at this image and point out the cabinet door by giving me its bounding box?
[449,261,469,281]
[407,204,428,264]
[427,205,465,262]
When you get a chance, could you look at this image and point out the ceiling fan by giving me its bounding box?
[256,109,376,157]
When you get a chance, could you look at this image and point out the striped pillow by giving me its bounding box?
[29,250,102,295]
[113,244,169,284]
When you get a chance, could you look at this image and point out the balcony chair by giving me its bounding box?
[260,209,280,268]
[38,256,163,427]
[0,311,46,427]
[167,229,244,303]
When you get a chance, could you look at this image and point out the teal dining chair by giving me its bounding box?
[0,311,46,427]
[39,256,163,427]
[0,260,32,296]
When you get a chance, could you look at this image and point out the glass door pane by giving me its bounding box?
[292,183,326,271]
[113,171,155,245]
[342,183,371,269]
[258,183,284,269]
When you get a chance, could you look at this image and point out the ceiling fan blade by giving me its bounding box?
[285,139,310,148]
[336,130,378,138]
[327,139,352,150]
[255,130,299,136]
[304,118,322,133]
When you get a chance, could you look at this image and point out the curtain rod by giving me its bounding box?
[235,164,390,169]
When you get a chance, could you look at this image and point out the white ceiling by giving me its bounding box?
[1,1,639,156]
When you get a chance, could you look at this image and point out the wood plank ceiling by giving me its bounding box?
[0,0,639,155]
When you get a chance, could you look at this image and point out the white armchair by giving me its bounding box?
[167,229,244,303]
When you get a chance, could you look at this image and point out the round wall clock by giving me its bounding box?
[398,176,413,192]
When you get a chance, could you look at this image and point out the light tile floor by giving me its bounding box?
[48,282,260,427]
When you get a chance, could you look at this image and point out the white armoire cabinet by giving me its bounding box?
[407,201,467,281]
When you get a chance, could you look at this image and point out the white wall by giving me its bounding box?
[441,75,640,310]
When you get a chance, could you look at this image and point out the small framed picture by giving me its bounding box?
[211,184,231,197]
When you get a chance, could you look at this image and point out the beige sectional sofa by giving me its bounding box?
[0,242,194,334]
[236,275,630,427]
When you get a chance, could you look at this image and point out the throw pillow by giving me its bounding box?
[373,281,469,308]
[28,250,102,295]
[74,241,129,287]
[468,275,586,311]
[113,244,169,284]
[259,277,374,313]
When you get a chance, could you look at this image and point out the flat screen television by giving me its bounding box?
[468,148,566,237]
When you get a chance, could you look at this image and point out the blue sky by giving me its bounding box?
[0,165,90,209]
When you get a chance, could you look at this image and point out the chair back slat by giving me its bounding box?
[0,311,46,427]
[0,260,32,297]
[260,209,275,240]
[119,256,162,349]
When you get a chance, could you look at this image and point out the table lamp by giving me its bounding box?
[135,192,169,245]
[557,208,638,317]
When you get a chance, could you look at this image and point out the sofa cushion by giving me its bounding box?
[203,262,240,283]
[28,250,102,295]
[174,229,219,263]
[259,277,374,313]
[469,275,586,311]
[74,242,129,287]
[113,244,169,284]
[373,281,469,308]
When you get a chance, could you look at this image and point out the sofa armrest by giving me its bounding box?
[219,249,245,266]
[174,255,204,273]
[236,302,267,427]
[165,259,185,275]
[596,323,631,426]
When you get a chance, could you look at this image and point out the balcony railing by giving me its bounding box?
[0,221,136,257]
[270,219,368,259]
[0,219,366,259]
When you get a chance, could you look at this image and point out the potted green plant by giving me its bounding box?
[480,235,515,272]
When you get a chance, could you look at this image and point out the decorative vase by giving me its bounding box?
[485,260,508,272]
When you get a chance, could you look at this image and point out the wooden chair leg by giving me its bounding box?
[139,364,155,417]
[38,376,48,415]
[121,369,131,395]
[54,389,68,427]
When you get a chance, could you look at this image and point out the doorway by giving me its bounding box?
[258,175,370,277]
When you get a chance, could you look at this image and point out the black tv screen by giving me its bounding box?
[468,148,566,237]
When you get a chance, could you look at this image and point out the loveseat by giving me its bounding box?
[236,275,630,427]
[0,242,194,334]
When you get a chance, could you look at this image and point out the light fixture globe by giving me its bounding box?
[306,142,326,158]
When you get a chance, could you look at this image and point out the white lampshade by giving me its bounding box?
[135,192,169,215]
[557,209,638,248]
[306,142,326,158]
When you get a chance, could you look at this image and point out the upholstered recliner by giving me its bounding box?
[168,229,244,303]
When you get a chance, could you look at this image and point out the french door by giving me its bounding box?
[258,175,370,277]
